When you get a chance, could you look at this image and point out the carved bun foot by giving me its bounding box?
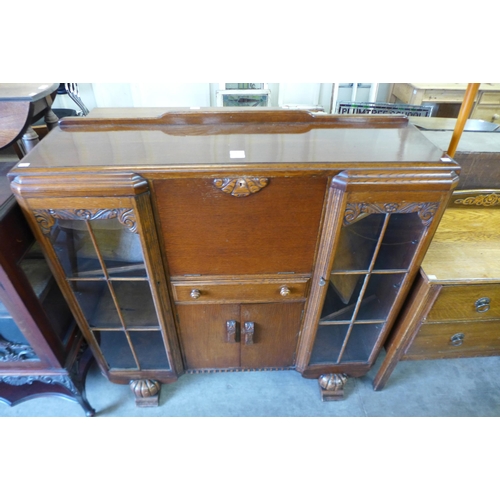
[129,379,161,407]
[318,373,348,401]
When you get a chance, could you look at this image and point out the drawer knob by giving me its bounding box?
[475,297,490,313]
[280,286,291,297]
[450,333,465,346]
[190,289,201,299]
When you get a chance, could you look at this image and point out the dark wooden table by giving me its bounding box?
[0,83,59,156]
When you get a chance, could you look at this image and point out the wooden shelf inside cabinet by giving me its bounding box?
[0,164,94,416]
[8,108,459,404]
[374,189,500,391]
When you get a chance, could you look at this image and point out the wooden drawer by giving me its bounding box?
[404,320,500,359]
[172,278,309,303]
[426,284,500,322]
[479,92,500,105]
[471,106,500,123]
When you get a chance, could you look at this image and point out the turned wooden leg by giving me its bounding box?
[318,373,348,401]
[44,108,59,130]
[19,126,39,155]
[129,379,161,407]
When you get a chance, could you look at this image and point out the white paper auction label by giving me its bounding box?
[230,150,246,159]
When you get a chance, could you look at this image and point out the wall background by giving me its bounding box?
[53,83,392,114]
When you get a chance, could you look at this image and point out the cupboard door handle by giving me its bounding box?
[243,321,254,345]
[190,289,201,299]
[280,286,291,297]
[226,320,238,343]
[475,297,490,313]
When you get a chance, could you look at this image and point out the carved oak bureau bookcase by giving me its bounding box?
[8,109,459,405]
[0,164,94,415]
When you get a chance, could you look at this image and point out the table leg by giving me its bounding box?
[19,126,39,155]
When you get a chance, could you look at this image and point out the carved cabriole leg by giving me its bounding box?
[129,379,161,407]
[318,373,348,401]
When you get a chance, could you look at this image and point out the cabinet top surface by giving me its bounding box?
[10,109,453,174]
[422,203,500,284]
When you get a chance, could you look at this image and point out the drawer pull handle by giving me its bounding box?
[226,320,239,343]
[450,333,465,346]
[190,289,201,299]
[475,297,490,313]
[280,286,291,297]
[243,321,254,345]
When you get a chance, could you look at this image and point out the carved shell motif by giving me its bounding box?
[214,178,269,197]
[129,379,161,398]
[318,373,348,391]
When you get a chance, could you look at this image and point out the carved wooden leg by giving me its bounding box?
[318,373,348,401]
[129,379,161,407]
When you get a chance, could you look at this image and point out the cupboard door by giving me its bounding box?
[310,210,430,367]
[177,304,240,369]
[34,208,175,375]
[240,303,303,369]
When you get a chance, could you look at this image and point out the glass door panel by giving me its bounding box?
[320,276,365,322]
[331,214,385,272]
[373,213,425,271]
[96,330,138,369]
[310,203,430,368]
[49,219,104,278]
[341,323,382,363]
[70,280,122,328]
[41,208,173,376]
[112,281,159,328]
[356,273,405,321]
[129,331,170,370]
[90,219,147,278]
[19,241,74,345]
[310,324,350,365]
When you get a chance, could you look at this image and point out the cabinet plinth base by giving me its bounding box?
[129,379,161,407]
[319,373,348,401]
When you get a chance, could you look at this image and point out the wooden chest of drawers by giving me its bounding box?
[374,189,500,390]
[390,83,500,123]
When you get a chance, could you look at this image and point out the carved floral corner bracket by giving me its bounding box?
[214,178,269,197]
[454,193,500,207]
[33,208,138,235]
[0,335,37,362]
[343,202,439,227]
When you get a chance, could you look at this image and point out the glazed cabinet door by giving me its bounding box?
[297,169,458,394]
[36,207,178,378]
[310,210,428,366]
[14,186,184,405]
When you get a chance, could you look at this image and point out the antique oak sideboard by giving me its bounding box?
[8,109,459,405]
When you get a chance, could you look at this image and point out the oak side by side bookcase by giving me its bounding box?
[8,109,459,406]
